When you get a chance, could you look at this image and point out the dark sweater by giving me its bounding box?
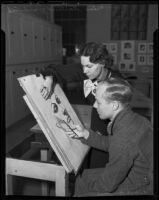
[76,107,153,195]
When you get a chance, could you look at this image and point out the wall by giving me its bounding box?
[1,4,7,31]
[1,4,54,32]
[86,4,158,42]
[3,3,157,43]
[147,4,158,41]
[86,4,111,42]
[2,4,62,128]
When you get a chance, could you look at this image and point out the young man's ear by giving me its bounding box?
[112,101,119,110]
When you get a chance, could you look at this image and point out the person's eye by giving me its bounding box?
[85,65,93,68]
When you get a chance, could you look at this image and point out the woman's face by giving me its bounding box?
[81,56,104,80]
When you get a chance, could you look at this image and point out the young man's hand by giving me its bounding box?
[67,125,90,139]
[40,76,53,100]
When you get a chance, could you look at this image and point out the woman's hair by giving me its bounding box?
[79,42,113,68]
[99,78,133,105]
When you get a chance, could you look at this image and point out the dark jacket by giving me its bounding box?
[75,107,153,195]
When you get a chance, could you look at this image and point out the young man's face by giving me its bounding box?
[93,84,114,120]
[81,56,104,80]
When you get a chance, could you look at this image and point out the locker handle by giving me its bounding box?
[43,37,46,40]
[25,69,28,73]
[11,31,15,35]
[24,33,27,37]
[35,35,37,39]
[13,71,16,74]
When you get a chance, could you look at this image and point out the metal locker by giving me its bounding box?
[5,69,14,127]
[21,16,34,62]
[41,24,50,60]
[55,25,62,60]
[10,68,28,123]
[50,26,56,59]
[6,13,23,64]
[32,19,43,61]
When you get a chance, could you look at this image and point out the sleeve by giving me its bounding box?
[36,64,66,89]
[80,129,109,152]
[37,64,57,78]
[36,63,85,90]
[79,143,134,193]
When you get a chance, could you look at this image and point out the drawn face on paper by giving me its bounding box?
[50,93,74,131]
[51,103,58,113]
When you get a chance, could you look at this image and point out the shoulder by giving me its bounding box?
[113,109,152,143]
[109,69,125,79]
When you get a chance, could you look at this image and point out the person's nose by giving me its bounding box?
[83,66,89,74]
[93,101,97,108]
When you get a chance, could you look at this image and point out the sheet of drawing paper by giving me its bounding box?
[18,74,90,174]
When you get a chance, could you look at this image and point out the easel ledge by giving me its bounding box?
[6,157,68,196]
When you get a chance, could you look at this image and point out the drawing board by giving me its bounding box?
[18,74,90,174]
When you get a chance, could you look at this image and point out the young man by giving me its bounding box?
[39,42,124,168]
[67,78,153,196]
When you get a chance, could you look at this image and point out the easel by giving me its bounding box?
[6,104,91,196]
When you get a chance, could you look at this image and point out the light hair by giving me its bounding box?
[98,78,133,105]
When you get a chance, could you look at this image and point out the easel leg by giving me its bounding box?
[6,174,13,195]
[40,149,49,196]
[55,170,69,196]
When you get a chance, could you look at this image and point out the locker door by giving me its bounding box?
[42,25,50,60]
[5,69,14,127]
[48,26,53,60]
[50,26,56,59]
[33,19,43,61]
[10,68,28,123]
[56,26,62,60]
[6,13,23,64]
[54,26,58,57]
[22,67,34,115]
[21,16,34,62]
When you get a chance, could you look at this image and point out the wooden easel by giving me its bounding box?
[6,157,69,196]
[6,104,91,196]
